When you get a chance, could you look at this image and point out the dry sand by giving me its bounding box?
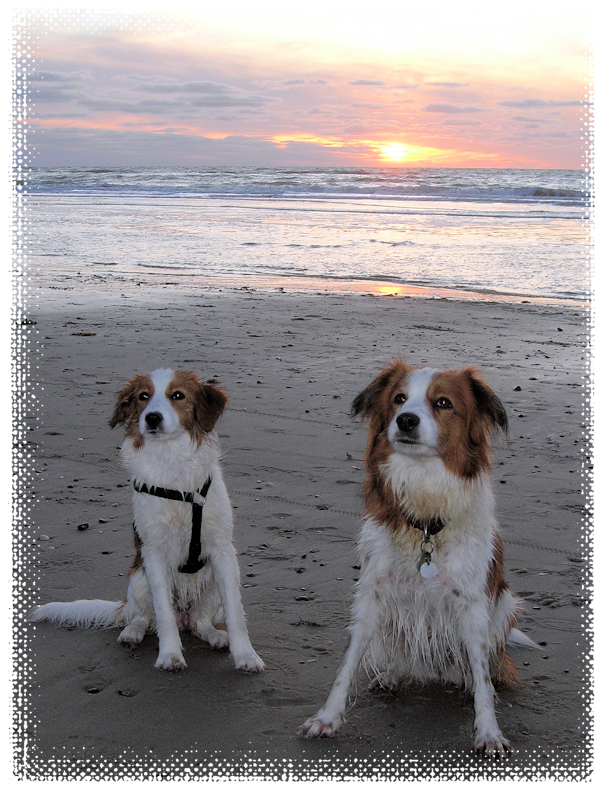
[19,284,590,780]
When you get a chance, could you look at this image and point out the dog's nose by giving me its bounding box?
[397,412,420,433]
[145,412,163,430]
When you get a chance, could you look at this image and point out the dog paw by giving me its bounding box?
[191,623,230,650]
[208,629,229,650]
[474,732,512,758]
[298,714,340,738]
[118,624,146,647]
[155,652,187,671]
[234,650,265,673]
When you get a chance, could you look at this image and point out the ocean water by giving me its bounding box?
[23,167,590,304]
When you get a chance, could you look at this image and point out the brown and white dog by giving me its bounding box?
[31,369,264,673]
[299,360,536,756]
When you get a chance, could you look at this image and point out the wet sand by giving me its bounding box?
[20,284,591,780]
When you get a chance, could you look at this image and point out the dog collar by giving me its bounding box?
[133,477,212,573]
[402,510,446,536]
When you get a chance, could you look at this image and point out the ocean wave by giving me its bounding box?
[22,166,589,207]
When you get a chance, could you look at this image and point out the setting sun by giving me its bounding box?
[376,142,462,165]
[378,143,413,162]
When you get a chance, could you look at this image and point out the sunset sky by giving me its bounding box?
[20,1,592,169]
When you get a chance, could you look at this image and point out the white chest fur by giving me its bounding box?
[357,453,500,688]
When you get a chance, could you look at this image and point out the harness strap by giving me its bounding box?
[133,477,212,573]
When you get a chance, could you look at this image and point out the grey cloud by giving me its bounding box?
[498,98,588,108]
[136,80,231,94]
[31,85,81,103]
[511,115,551,123]
[282,79,306,85]
[75,94,179,114]
[182,82,241,94]
[441,119,482,126]
[33,111,92,120]
[137,98,184,110]
[340,123,390,135]
[27,126,356,167]
[350,79,386,86]
[30,70,82,84]
[33,72,275,114]
[127,73,175,84]
[425,82,469,88]
[351,102,387,109]
[422,103,485,113]
[237,107,270,115]
[133,79,274,108]
[189,94,271,108]
[30,70,86,101]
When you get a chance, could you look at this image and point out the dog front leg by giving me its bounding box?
[210,548,264,672]
[142,550,186,671]
[459,602,512,756]
[299,570,385,737]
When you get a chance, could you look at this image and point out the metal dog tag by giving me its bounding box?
[417,552,438,579]
[420,560,438,579]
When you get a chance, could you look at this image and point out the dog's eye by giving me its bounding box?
[435,397,453,409]
[393,393,407,405]
[138,392,150,402]
[171,391,186,401]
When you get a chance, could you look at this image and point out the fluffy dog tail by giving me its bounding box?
[507,627,539,649]
[30,599,126,629]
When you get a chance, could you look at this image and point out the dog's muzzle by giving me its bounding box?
[144,411,163,432]
[396,412,420,442]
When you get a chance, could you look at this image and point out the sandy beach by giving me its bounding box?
[19,284,590,780]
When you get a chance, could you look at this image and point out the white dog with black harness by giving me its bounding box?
[31,368,264,674]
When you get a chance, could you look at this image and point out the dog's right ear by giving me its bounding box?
[109,378,141,428]
[465,367,509,438]
[351,360,410,419]
[194,383,228,434]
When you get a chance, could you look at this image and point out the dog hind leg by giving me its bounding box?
[117,568,153,647]
[189,586,229,650]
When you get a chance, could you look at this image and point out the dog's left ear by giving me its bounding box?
[465,368,508,436]
[109,378,140,428]
[351,360,410,420]
[195,383,228,433]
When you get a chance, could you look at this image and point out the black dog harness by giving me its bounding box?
[133,477,212,573]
